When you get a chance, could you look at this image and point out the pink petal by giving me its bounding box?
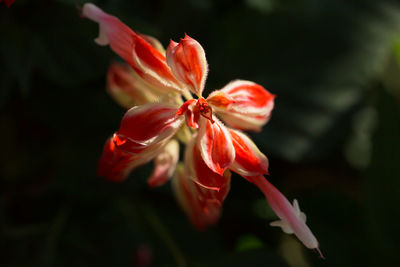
[82,3,184,94]
[196,117,235,175]
[166,34,208,96]
[248,175,323,257]
[228,129,269,177]
[207,80,275,131]
[148,140,179,187]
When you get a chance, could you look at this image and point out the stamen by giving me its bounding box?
[197,98,214,123]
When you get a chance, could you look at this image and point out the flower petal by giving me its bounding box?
[115,103,183,154]
[147,139,179,187]
[97,137,144,182]
[185,135,231,190]
[228,129,269,177]
[176,99,200,129]
[197,117,235,175]
[107,62,159,108]
[249,175,323,258]
[207,80,275,131]
[172,164,231,230]
[138,33,166,55]
[166,34,208,96]
[82,3,184,94]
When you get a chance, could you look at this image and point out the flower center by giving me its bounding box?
[196,98,214,123]
[176,97,214,129]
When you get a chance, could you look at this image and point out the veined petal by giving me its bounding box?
[228,129,269,177]
[172,164,231,230]
[166,34,208,96]
[107,62,159,108]
[197,117,235,175]
[116,103,183,154]
[207,80,275,131]
[138,33,166,55]
[185,135,231,190]
[82,3,184,94]
[248,175,323,258]
[148,139,179,187]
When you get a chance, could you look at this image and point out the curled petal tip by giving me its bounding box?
[82,3,104,22]
[169,39,178,48]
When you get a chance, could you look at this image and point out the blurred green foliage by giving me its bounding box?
[1,0,400,266]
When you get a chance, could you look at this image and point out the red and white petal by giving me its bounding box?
[248,175,323,257]
[138,33,166,55]
[196,117,235,175]
[214,112,269,132]
[116,103,183,154]
[107,62,159,108]
[166,35,208,96]
[172,164,231,230]
[228,129,269,177]
[147,139,179,187]
[207,80,275,131]
[176,99,200,129]
[97,137,142,182]
[98,133,171,182]
[185,135,231,190]
[82,3,184,94]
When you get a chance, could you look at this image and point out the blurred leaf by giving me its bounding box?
[252,198,276,220]
[344,106,378,169]
[246,0,276,14]
[236,234,264,252]
[217,248,288,267]
[238,1,400,161]
[362,87,400,266]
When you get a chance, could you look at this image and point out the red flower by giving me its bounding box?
[82,3,323,257]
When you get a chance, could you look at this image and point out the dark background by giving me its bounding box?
[1,0,400,266]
